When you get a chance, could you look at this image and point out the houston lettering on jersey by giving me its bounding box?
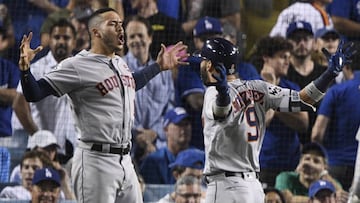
[232,89,264,113]
[96,74,135,96]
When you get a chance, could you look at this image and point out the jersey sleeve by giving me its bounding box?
[202,86,219,120]
[43,59,81,96]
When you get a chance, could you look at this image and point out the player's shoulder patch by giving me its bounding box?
[268,85,282,96]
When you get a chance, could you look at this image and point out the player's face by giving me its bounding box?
[31,181,61,203]
[288,31,314,59]
[125,20,152,60]
[175,184,202,203]
[200,59,213,86]
[264,50,291,77]
[98,11,125,52]
[21,158,43,191]
[265,191,283,203]
[298,153,326,181]
[49,26,75,62]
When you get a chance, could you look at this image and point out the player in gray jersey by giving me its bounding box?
[198,37,355,203]
[18,8,188,203]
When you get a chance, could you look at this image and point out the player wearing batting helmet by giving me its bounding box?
[199,37,355,203]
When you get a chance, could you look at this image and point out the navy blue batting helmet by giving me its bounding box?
[199,37,239,75]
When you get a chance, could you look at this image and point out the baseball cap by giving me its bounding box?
[308,180,335,198]
[27,130,60,150]
[286,21,313,38]
[302,142,328,160]
[193,16,223,37]
[163,107,189,127]
[169,148,205,170]
[315,27,340,39]
[32,167,61,186]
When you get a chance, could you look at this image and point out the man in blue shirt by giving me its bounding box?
[123,15,175,164]
[140,107,192,184]
[312,45,360,191]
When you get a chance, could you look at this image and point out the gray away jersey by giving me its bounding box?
[43,50,135,146]
[202,79,302,174]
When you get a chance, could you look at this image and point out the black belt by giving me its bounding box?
[90,144,130,155]
[224,171,259,179]
[204,171,259,184]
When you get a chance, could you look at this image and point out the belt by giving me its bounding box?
[90,144,130,155]
[224,171,259,179]
[204,171,259,184]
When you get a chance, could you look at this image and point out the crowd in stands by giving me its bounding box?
[0,0,360,202]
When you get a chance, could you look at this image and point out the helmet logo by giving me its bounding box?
[204,20,213,30]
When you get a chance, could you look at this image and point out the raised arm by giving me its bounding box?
[299,40,356,106]
[19,32,56,102]
[132,41,189,91]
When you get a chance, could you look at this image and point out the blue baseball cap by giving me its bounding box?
[32,167,61,186]
[193,16,223,37]
[315,27,340,39]
[286,21,313,38]
[169,149,205,170]
[302,142,328,161]
[309,180,335,198]
[163,107,189,127]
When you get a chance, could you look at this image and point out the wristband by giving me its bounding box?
[304,82,325,102]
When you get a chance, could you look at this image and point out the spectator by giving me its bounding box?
[175,16,223,149]
[130,0,186,59]
[285,20,326,144]
[275,142,348,203]
[223,22,260,80]
[313,27,341,67]
[264,187,286,203]
[123,15,175,161]
[31,167,61,203]
[13,19,78,162]
[182,0,240,36]
[311,46,360,191]
[0,20,19,138]
[140,107,192,184]
[0,0,68,62]
[172,175,202,203]
[308,180,336,203]
[40,0,94,53]
[0,3,14,54]
[312,27,345,85]
[10,130,60,185]
[270,0,333,38]
[252,36,308,187]
[328,0,360,42]
[0,150,52,199]
[158,148,206,203]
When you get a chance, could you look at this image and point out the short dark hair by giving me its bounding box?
[49,18,76,37]
[264,187,286,203]
[250,36,293,71]
[87,7,118,28]
[20,150,53,169]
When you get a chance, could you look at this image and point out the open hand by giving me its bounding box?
[19,32,43,71]
[323,40,356,75]
[156,41,189,71]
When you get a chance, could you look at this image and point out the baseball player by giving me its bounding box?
[199,37,355,203]
[18,7,188,203]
